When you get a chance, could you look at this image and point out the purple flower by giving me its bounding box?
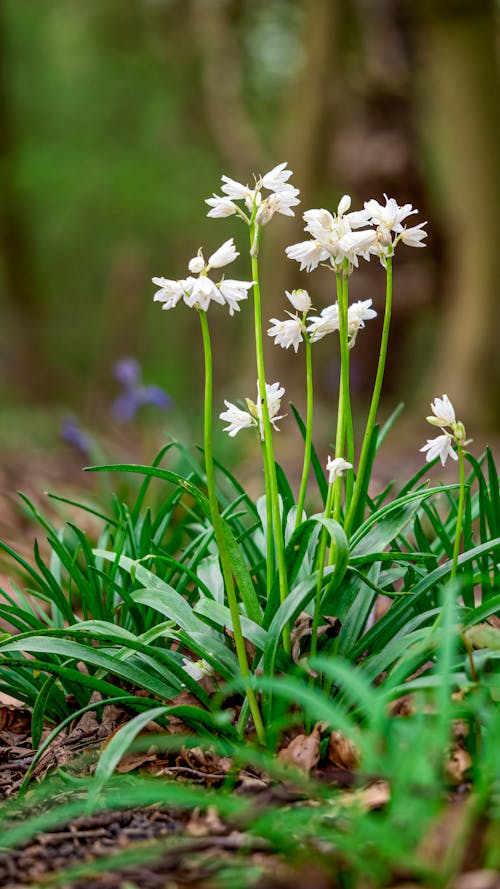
[113,358,141,388]
[111,357,171,423]
[61,416,94,457]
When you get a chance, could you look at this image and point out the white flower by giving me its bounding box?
[420,433,458,466]
[303,208,336,239]
[427,394,456,428]
[285,239,329,272]
[307,303,340,341]
[255,381,286,437]
[261,161,293,192]
[183,276,224,311]
[205,194,239,218]
[152,277,184,311]
[400,222,428,248]
[218,279,253,315]
[208,237,239,269]
[257,381,286,436]
[220,175,252,201]
[221,382,286,440]
[219,400,256,437]
[267,316,304,353]
[182,657,214,680]
[188,254,205,274]
[285,289,311,314]
[337,230,377,267]
[347,299,377,345]
[326,456,353,484]
[255,186,300,225]
[364,195,418,233]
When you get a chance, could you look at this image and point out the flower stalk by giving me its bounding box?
[332,267,354,524]
[451,443,466,580]
[295,331,314,527]
[344,257,393,537]
[250,223,290,651]
[199,310,265,743]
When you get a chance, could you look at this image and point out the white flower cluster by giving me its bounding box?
[308,299,377,347]
[267,288,377,353]
[220,381,286,440]
[152,238,253,315]
[206,162,300,226]
[420,394,467,466]
[267,289,312,353]
[286,193,427,273]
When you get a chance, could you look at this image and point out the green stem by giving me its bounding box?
[250,224,290,652]
[295,332,313,528]
[261,438,275,593]
[332,268,353,523]
[199,310,265,744]
[451,444,466,580]
[342,270,355,503]
[344,257,393,538]
[311,482,335,658]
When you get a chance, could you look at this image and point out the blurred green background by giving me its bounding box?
[0,0,499,458]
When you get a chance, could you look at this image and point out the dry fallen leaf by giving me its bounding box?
[186,804,226,836]
[445,746,472,785]
[328,730,359,770]
[278,723,321,773]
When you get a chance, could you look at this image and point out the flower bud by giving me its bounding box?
[245,397,259,419]
[453,421,467,445]
[285,289,311,314]
[337,194,352,216]
[188,254,205,274]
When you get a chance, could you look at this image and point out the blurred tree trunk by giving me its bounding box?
[417,0,500,425]
[262,0,338,377]
[188,0,267,177]
[0,0,49,395]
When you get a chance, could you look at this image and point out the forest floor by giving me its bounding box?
[0,444,499,889]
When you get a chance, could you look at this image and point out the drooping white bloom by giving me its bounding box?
[255,186,300,225]
[427,394,456,428]
[420,433,458,466]
[205,194,239,218]
[183,276,225,311]
[338,229,377,267]
[152,277,185,311]
[285,239,329,272]
[261,161,294,192]
[256,381,286,436]
[400,222,428,248]
[307,303,340,342]
[220,175,253,201]
[285,289,311,314]
[220,381,286,440]
[347,299,377,343]
[364,195,418,233]
[267,316,304,352]
[182,657,214,680]
[219,400,256,437]
[218,279,253,315]
[188,254,205,274]
[326,456,353,483]
[208,237,239,269]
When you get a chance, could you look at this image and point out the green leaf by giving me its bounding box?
[289,403,328,503]
[90,706,170,802]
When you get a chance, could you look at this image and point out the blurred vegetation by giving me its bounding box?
[0,0,499,448]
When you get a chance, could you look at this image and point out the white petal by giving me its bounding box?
[337,194,352,216]
[208,238,239,269]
